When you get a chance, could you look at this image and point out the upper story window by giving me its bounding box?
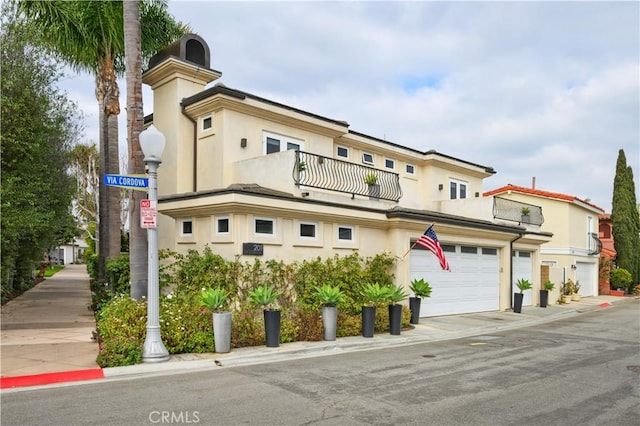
[405,164,415,175]
[263,131,302,155]
[450,179,467,199]
[385,158,395,169]
[337,146,349,159]
[587,216,594,250]
[202,115,212,131]
[180,218,193,236]
[362,152,374,165]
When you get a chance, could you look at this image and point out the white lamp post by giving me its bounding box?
[139,124,169,363]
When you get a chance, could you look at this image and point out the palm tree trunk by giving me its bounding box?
[124,0,148,299]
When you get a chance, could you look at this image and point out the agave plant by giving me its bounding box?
[248,284,281,310]
[386,284,409,305]
[409,278,432,298]
[315,284,345,307]
[362,282,390,306]
[200,287,229,312]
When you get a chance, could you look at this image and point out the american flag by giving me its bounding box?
[416,225,450,271]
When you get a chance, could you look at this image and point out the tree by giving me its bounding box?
[16,0,188,282]
[124,0,148,299]
[1,4,80,292]
[70,143,100,240]
[611,149,640,284]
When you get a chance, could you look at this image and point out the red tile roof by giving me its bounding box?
[483,184,605,213]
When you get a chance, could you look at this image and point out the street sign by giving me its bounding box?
[104,174,148,191]
[140,199,157,229]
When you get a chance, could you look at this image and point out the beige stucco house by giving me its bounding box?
[484,184,605,304]
[142,34,552,317]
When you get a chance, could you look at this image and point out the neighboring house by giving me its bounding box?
[142,34,552,317]
[598,214,616,295]
[48,237,88,265]
[484,184,605,303]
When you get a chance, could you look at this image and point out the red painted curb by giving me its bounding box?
[1,368,104,389]
[598,302,612,307]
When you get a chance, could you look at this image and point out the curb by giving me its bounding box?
[1,297,634,390]
[0,368,104,390]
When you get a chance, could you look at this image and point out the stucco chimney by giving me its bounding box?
[532,176,536,189]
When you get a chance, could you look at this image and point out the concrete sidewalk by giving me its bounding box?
[1,264,635,390]
[0,264,100,378]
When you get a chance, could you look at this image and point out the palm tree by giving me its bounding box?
[17,0,188,282]
[124,0,147,299]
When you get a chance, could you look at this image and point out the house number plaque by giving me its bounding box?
[242,243,264,256]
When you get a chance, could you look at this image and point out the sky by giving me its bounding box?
[58,0,640,213]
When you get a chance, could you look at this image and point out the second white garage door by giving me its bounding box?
[409,244,499,317]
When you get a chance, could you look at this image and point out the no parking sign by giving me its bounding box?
[140,199,157,229]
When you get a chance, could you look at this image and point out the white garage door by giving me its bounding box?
[575,261,596,296]
[512,251,533,307]
[409,244,499,317]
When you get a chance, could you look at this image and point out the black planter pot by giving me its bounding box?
[409,297,421,324]
[513,293,524,313]
[388,304,402,335]
[361,306,376,338]
[539,290,549,308]
[264,309,281,347]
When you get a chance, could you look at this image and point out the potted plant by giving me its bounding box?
[386,284,409,335]
[364,173,378,185]
[364,173,380,199]
[297,160,306,173]
[361,282,389,338]
[572,280,581,301]
[200,287,231,353]
[513,278,531,313]
[408,278,432,324]
[520,206,531,223]
[314,283,345,341]
[248,284,281,348]
[540,280,554,308]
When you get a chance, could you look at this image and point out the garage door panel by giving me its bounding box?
[410,247,499,317]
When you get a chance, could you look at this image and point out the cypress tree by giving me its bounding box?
[611,149,640,287]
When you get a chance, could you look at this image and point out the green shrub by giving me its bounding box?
[610,268,633,293]
[106,253,130,295]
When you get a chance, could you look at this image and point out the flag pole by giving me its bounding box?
[401,224,434,260]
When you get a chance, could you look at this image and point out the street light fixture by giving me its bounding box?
[139,124,169,363]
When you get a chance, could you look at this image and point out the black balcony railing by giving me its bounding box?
[493,196,544,225]
[293,151,402,202]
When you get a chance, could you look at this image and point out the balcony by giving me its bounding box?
[294,151,402,202]
[492,197,544,226]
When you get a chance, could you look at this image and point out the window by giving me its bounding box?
[263,132,302,155]
[362,152,374,165]
[587,216,594,250]
[385,158,395,169]
[482,248,497,255]
[202,115,212,131]
[217,217,229,234]
[180,218,193,236]
[337,226,353,241]
[450,179,468,199]
[461,246,477,254]
[299,223,316,238]
[441,244,456,252]
[337,146,349,158]
[405,164,415,175]
[255,218,274,235]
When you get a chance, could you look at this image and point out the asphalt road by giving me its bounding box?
[2,300,639,426]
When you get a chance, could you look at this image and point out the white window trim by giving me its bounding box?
[384,158,395,170]
[262,131,304,155]
[362,152,374,165]
[405,164,415,175]
[254,216,276,236]
[337,225,354,242]
[202,115,213,132]
[337,146,349,159]
[587,216,594,250]
[449,178,468,200]
[180,218,193,236]
[298,221,318,240]
[216,215,230,235]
